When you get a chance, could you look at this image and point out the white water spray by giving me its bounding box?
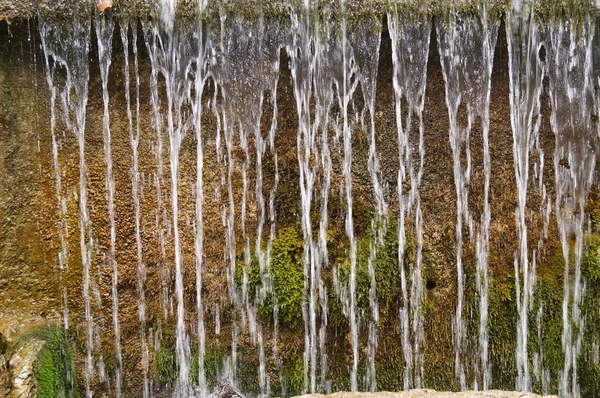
[437,6,499,390]
[388,7,431,389]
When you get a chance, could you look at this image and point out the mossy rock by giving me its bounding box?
[237,226,305,328]
[1,324,76,398]
[32,325,76,398]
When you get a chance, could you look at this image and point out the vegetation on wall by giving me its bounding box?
[32,325,76,398]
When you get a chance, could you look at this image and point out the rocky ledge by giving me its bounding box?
[0,320,73,398]
[4,0,594,23]
[294,391,558,398]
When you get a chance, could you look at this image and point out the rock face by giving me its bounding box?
[295,391,558,398]
[7,338,45,398]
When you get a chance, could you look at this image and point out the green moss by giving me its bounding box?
[277,355,304,397]
[32,326,76,398]
[152,323,226,388]
[269,228,305,327]
[488,272,518,388]
[153,327,178,383]
[580,234,600,397]
[534,0,598,22]
[359,222,403,318]
[330,221,404,321]
[237,227,305,328]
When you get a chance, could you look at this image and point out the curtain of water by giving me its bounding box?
[39,15,93,397]
[506,1,547,390]
[32,2,600,396]
[387,7,430,390]
[191,3,208,394]
[436,6,499,390]
[546,17,597,398]
[350,17,383,391]
[288,4,335,392]
[39,17,70,332]
[145,5,200,392]
[337,2,360,390]
[95,13,121,397]
[209,15,284,393]
[120,19,149,397]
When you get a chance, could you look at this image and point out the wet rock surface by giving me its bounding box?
[1,2,600,397]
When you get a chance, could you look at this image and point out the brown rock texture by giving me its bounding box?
[7,339,45,398]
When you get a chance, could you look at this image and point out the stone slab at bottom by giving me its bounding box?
[294,390,558,398]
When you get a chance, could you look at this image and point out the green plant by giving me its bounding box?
[33,326,76,398]
[153,327,177,383]
[237,227,305,328]
[334,221,404,320]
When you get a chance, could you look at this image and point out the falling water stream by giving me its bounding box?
[506,1,547,391]
[146,5,198,391]
[437,5,499,390]
[95,12,121,397]
[547,17,597,397]
[350,16,383,392]
[120,19,149,397]
[39,14,93,397]
[387,6,430,390]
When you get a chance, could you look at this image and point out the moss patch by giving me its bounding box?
[30,325,76,398]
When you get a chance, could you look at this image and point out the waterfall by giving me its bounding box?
[209,14,285,393]
[350,16,383,391]
[387,6,430,390]
[191,4,208,395]
[39,15,70,331]
[338,2,360,391]
[27,2,600,397]
[546,17,597,398]
[288,4,335,392]
[437,5,499,390]
[95,13,121,396]
[506,1,547,390]
[144,5,199,391]
[120,19,148,397]
[39,14,93,397]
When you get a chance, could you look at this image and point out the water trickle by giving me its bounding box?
[191,14,209,398]
[337,3,360,391]
[288,4,351,391]
[546,17,598,397]
[387,7,431,390]
[120,19,148,398]
[506,2,547,390]
[144,9,199,393]
[210,15,285,394]
[534,305,551,395]
[95,13,121,396]
[350,16,383,391]
[40,16,70,332]
[40,14,93,397]
[142,22,170,322]
[437,5,499,390]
